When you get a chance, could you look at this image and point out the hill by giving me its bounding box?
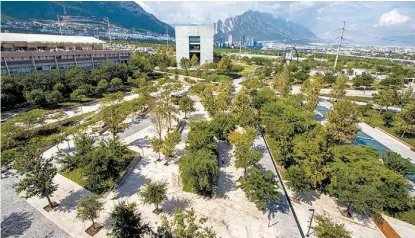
[215,10,318,43]
[1,1,174,36]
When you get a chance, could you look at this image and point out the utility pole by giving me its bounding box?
[106,17,112,44]
[334,21,345,68]
[57,15,62,35]
[306,209,315,237]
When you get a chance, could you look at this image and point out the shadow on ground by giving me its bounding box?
[1,212,33,237]
[130,136,151,149]
[160,196,191,215]
[298,190,320,205]
[57,189,92,213]
[113,159,151,199]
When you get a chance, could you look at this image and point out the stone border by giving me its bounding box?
[375,127,414,149]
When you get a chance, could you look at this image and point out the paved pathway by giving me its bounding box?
[1,174,71,238]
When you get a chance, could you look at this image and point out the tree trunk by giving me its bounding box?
[401,131,406,138]
[158,152,161,161]
[244,167,247,176]
[184,111,187,119]
[46,195,53,208]
[91,218,96,229]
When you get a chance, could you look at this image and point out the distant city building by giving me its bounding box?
[1,33,132,75]
[228,34,233,46]
[175,26,214,66]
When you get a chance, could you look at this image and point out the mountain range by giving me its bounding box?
[1,1,174,36]
[215,10,318,43]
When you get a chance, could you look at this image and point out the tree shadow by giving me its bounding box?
[160,196,191,215]
[215,171,236,199]
[1,212,33,237]
[190,113,206,119]
[130,136,151,149]
[217,141,232,168]
[335,200,372,225]
[57,189,92,213]
[113,159,151,199]
[59,147,76,154]
[254,144,268,153]
[297,190,320,205]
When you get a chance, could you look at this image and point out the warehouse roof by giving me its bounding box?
[1,33,105,44]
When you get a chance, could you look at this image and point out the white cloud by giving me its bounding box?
[379,9,410,26]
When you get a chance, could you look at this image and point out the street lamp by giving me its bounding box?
[306,208,315,237]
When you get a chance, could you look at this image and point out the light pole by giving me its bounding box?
[306,208,315,237]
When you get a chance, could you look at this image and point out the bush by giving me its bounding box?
[25,89,46,106]
[396,210,415,225]
[381,110,395,127]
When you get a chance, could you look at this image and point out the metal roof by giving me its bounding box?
[1,33,105,44]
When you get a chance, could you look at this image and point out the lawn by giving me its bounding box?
[60,168,86,187]
[361,107,415,147]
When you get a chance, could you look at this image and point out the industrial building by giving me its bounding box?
[175,26,214,66]
[1,33,132,75]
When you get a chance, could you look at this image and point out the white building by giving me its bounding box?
[228,34,233,46]
[175,26,214,66]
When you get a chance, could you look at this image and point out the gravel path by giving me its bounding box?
[1,174,71,238]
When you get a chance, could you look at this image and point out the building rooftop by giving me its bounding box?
[1,33,105,44]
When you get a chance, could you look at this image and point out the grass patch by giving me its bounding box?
[360,107,415,147]
[60,168,86,187]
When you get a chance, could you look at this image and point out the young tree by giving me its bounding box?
[202,61,209,73]
[149,102,168,140]
[216,55,232,74]
[301,77,323,111]
[228,127,262,176]
[331,73,347,100]
[353,74,374,88]
[381,110,395,127]
[216,82,233,113]
[109,201,151,238]
[14,154,58,210]
[101,104,128,139]
[326,99,360,144]
[374,88,396,110]
[190,54,199,67]
[139,180,168,213]
[396,86,414,108]
[180,57,190,70]
[178,95,196,119]
[151,137,164,161]
[239,166,280,212]
[162,131,181,158]
[76,195,104,230]
[158,208,216,237]
[311,214,352,238]
[396,102,415,138]
[200,88,218,117]
[273,66,291,97]
[179,148,218,196]
[285,165,313,199]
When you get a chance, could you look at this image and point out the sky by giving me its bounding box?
[136,1,415,42]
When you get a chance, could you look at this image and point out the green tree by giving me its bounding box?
[311,214,352,238]
[162,131,181,158]
[45,90,63,106]
[353,74,374,88]
[96,79,109,94]
[190,54,199,66]
[396,102,415,138]
[216,82,233,113]
[210,113,236,140]
[323,72,336,84]
[101,104,128,139]
[14,154,58,209]
[381,152,415,176]
[76,195,104,230]
[326,99,360,144]
[216,55,232,74]
[180,57,190,70]
[151,137,164,161]
[374,88,396,110]
[109,201,151,238]
[301,77,323,111]
[139,180,168,213]
[396,87,414,107]
[273,66,291,97]
[110,77,123,91]
[25,89,46,106]
[178,95,195,119]
[239,166,280,212]
[331,74,347,100]
[158,208,216,238]
[186,119,216,152]
[179,148,218,196]
[285,165,312,199]
[70,88,87,102]
[149,100,168,140]
[381,110,395,127]
[200,88,218,117]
